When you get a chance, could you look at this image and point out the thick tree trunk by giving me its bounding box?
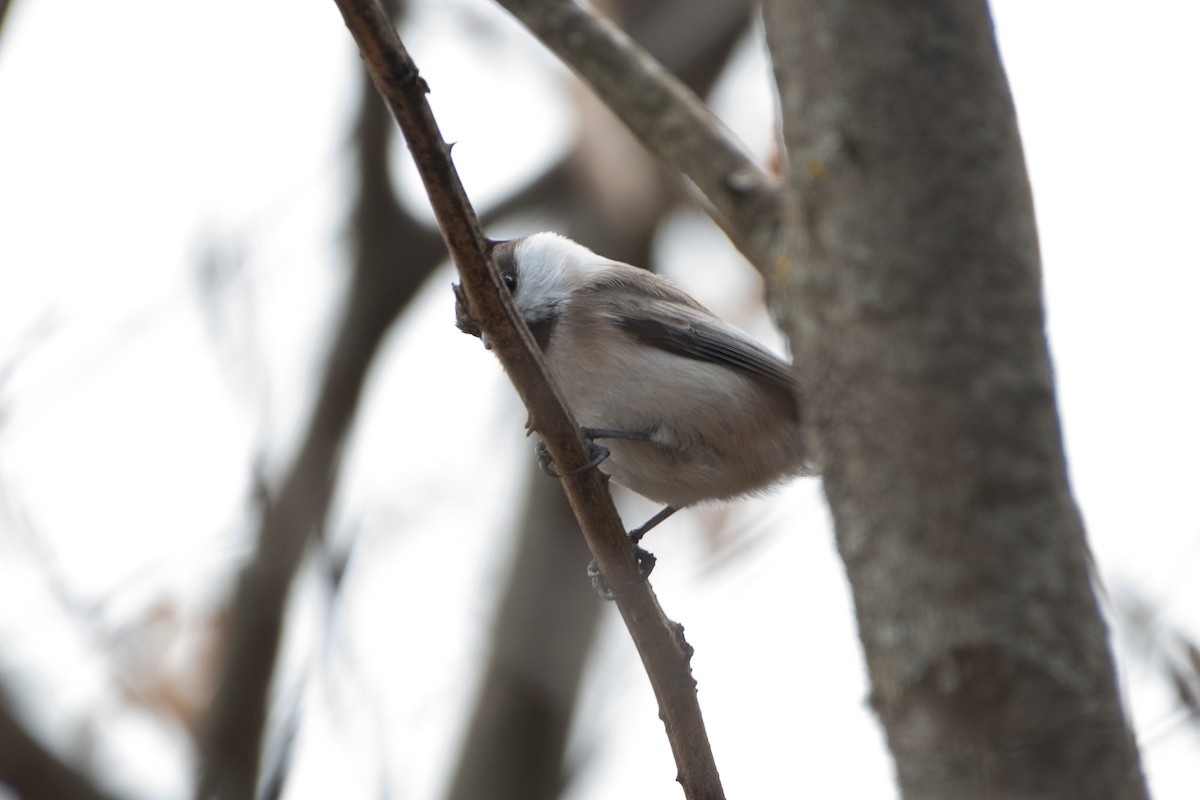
[763,2,1149,798]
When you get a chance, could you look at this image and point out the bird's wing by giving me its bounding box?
[611,309,799,395]
[581,262,800,401]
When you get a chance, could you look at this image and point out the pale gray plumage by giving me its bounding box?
[480,232,812,510]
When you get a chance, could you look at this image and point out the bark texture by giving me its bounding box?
[763,2,1148,798]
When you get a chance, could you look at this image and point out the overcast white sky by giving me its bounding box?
[1,1,1198,799]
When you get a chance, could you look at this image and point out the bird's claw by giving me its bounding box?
[535,438,610,478]
[587,543,656,601]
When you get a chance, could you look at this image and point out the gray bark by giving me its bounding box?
[763,2,1148,798]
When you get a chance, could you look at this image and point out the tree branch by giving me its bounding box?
[494,0,782,274]
[330,1,725,797]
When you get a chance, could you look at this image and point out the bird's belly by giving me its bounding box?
[544,339,806,507]
[598,436,797,508]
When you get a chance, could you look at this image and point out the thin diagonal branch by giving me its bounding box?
[330,1,725,797]
[494,0,782,274]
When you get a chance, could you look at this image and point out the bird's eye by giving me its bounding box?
[502,273,517,292]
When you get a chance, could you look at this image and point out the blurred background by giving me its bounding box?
[0,0,1197,798]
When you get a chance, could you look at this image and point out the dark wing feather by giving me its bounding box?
[580,262,800,415]
[611,312,799,396]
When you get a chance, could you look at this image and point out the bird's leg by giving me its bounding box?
[533,427,670,599]
[586,505,677,600]
[627,505,677,545]
[579,427,658,445]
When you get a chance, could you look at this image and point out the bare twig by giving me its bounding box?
[330,1,725,796]
[494,0,781,274]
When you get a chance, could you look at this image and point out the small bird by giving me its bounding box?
[456,233,811,581]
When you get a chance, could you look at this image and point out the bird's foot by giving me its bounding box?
[535,437,610,478]
[587,542,657,601]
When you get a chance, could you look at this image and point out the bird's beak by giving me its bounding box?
[481,333,492,350]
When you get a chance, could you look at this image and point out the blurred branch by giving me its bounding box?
[195,22,443,800]
[0,691,125,800]
[193,217,377,800]
[621,0,750,90]
[445,476,598,800]
[330,1,725,797]
[493,0,781,274]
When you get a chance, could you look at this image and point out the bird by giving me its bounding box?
[456,232,812,587]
